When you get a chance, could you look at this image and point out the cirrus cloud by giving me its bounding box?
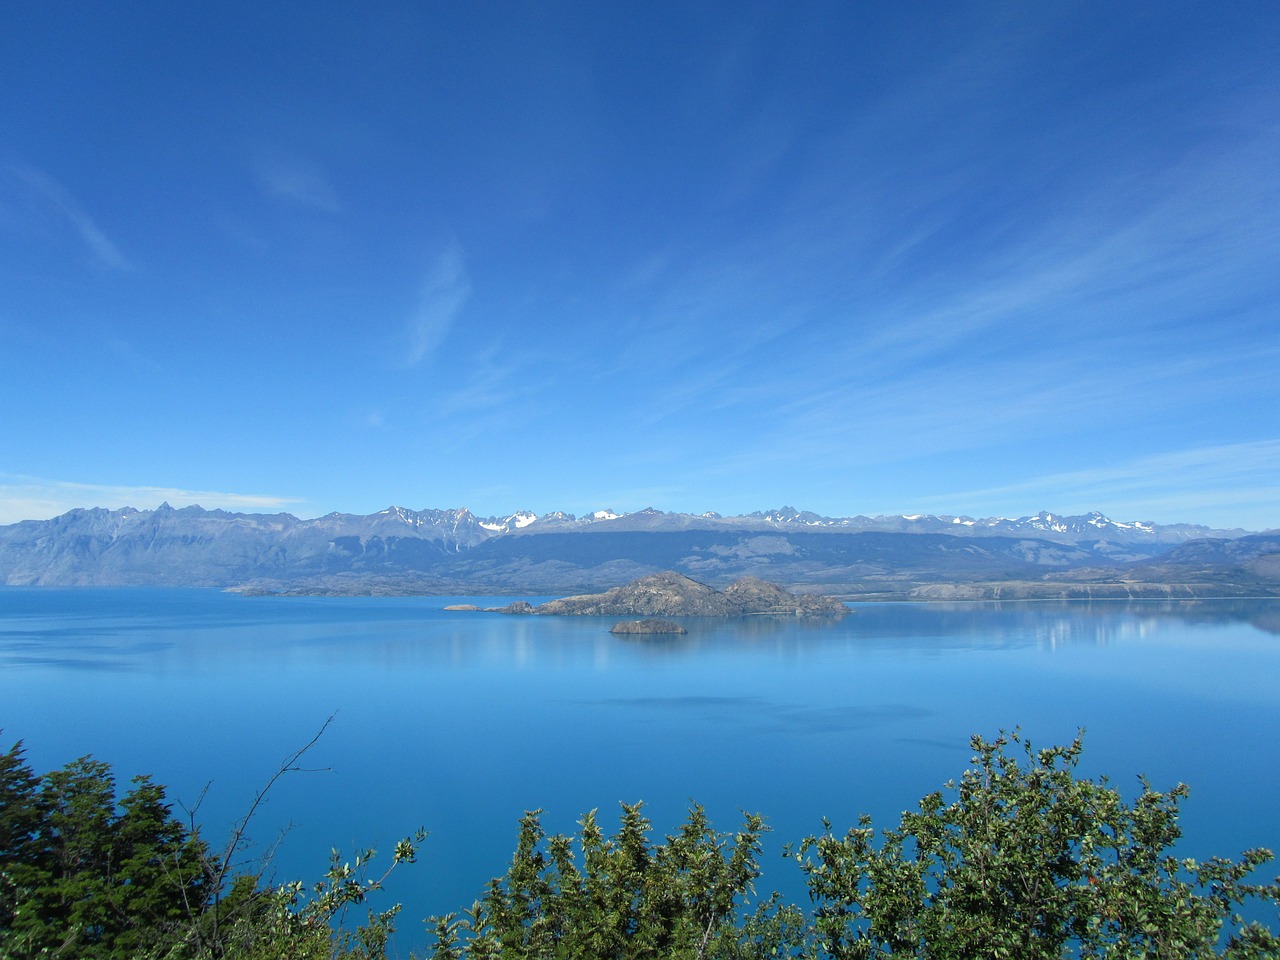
[3,163,132,270]
[403,242,471,367]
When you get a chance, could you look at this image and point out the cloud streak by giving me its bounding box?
[4,164,131,270]
[919,440,1280,529]
[593,72,1280,492]
[403,243,471,366]
[253,155,343,213]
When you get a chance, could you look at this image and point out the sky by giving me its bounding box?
[1,2,1278,530]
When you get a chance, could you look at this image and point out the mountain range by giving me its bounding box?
[0,503,1276,599]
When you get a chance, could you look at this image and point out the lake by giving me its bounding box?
[2,588,1278,952]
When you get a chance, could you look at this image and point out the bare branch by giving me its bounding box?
[198,712,338,956]
[215,712,336,888]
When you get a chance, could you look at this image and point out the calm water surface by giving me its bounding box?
[2,589,1278,950]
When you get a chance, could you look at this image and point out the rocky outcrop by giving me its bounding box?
[722,575,850,616]
[609,618,688,635]
[486,600,536,614]
[518,571,849,618]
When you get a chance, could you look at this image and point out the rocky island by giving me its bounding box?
[488,571,850,618]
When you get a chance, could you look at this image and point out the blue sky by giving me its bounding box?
[2,2,1278,529]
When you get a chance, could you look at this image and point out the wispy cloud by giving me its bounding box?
[598,64,1280,488]
[0,475,305,525]
[253,155,342,213]
[918,440,1280,529]
[403,243,470,366]
[3,164,131,270]
[430,356,523,418]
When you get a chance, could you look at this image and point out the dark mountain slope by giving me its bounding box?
[447,530,1100,587]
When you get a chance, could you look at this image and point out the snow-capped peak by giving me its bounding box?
[478,509,541,532]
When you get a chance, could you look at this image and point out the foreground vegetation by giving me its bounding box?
[2,731,1277,959]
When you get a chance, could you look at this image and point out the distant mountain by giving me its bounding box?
[1105,532,1280,585]
[0,503,1271,597]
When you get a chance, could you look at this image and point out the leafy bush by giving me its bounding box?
[793,731,1280,959]
[428,803,787,960]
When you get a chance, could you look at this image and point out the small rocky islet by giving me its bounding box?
[609,618,688,635]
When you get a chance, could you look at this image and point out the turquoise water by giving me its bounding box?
[2,589,1278,950]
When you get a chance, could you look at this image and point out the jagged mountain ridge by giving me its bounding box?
[0,502,1265,591]
[498,505,1244,543]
